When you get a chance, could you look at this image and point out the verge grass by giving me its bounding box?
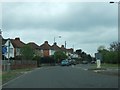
[2,67,35,84]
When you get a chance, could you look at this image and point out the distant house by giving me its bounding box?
[51,42,61,55]
[27,42,42,57]
[2,36,74,59]
[3,37,25,59]
[72,53,79,58]
[39,41,52,57]
[60,45,66,53]
[66,48,74,59]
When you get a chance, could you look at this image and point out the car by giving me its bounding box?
[82,60,88,64]
[70,59,76,65]
[61,60,70,66]
[91,61,96,64]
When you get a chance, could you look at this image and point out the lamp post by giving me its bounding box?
[65,41,66,54]
[109,1,120,4]
[7,38,10,71]
[54,36,61,43]
[110,1,120,41]
[53,36,61,64]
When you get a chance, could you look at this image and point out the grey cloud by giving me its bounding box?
[2,2,117,31]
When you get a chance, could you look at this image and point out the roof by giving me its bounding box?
[27,42,40,49]
[61,45,66,51]
[51,42,61,51]
[11,38,25,48]
[66,48,74,53]
[39,41,51,50]
[2,38,7,45]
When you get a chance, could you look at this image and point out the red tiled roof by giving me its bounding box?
[61,45,66,51]
[2,37,7,45]
[51,43,61,51]
[39,41,51,50]
[66,48,73,53]
[27,42,40,49]
[11,38,25,48]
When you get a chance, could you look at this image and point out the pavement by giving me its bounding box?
[75,64,120,76]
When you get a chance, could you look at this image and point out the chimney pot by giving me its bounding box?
[15,37,20,41]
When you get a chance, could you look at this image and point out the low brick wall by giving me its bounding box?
[2,60,37,71]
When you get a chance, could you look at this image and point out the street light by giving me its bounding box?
[109,1,120,4]
[54,36,61,43]
[53,36,61,64]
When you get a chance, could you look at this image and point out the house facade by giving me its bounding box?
[39,41,52,57]
[3,38,25,59]
[27,42,42,57]
[50,42,61,55]
[2,36,74,59]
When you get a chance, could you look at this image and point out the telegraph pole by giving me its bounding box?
[7,38,10,71]
[65,41,66,54]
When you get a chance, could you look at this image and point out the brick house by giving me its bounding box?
[39,41,52,57]
[51,42,61,55]
[27,42,42,57]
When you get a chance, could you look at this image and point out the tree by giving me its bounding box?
[97,45,105,52]
[109,41,120,51]
[97,42,119,64]
[21,45,34,60]
[76,49,82,55]
[54,51,67,63]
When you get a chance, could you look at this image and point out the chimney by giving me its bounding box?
[44,41,48,44]
[54,42,57,45]
[61,45,64,48]
[15,37,20,41]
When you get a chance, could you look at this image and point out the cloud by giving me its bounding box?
[1,2,118,56]
[2,2,117,31]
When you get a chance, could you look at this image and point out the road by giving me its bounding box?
[2,65,119,88]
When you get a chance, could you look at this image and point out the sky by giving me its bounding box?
[0,0,118,56]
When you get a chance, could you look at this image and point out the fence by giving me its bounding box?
[2,60,37,71]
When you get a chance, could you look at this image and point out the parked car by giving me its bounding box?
[70,59,76,65]
[61,60,70,66]
[91,60,96,64]
[82,60,88,64]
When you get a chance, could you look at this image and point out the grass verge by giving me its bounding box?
[2,67,35,84]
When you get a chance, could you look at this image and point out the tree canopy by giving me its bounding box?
[97,42,119,64]
[21,45,34,60]
[54,51,67,63]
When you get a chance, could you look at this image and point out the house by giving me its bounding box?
[3,37,25,59]
[60,45,66,53]
[39,41,52,57]
[27,42,42,57]
[51,42,61,55]
[66,48,74,59]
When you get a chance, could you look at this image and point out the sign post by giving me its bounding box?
[95,53,102,68]
[2,45,7,71]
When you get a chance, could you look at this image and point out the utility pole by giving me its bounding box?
[65,41,66,54]
[7,38,10,71]
[53,36,61,64]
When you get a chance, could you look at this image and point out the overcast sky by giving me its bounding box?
[1,1,118,56]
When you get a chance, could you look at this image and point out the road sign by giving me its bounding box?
[2,46,7,54]
[95,53,102,61]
